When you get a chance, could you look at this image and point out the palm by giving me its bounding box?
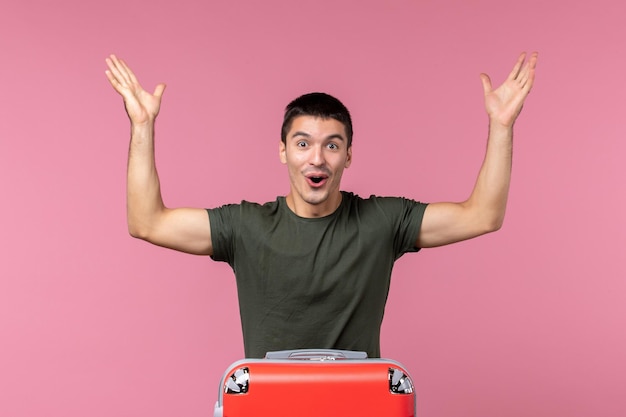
[121,84,162,123]
[481,52,538,127]
[105,55,165,125]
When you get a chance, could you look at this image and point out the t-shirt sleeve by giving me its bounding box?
[374,196,428,257]
[399,199,428,254]
[207,205,238,264]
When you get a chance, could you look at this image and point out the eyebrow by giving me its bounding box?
[290,131,346,142]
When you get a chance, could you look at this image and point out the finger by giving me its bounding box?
[115,57,135,86]
[105,60,127,93]
[153,83,166,98]
[507,52,527,81]
[520,52,538,91]
[517,63,531,86]
[107,55,132,86]
[480,73,492,94]
[529,51,539,67]
[521,66,536,93]
[104,69,119,91]
[105,69,134,100]
[117,57,140,86]
[105,57,121,82]
[104,68,118,87]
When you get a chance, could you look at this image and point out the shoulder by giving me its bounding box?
[210,197,281,214]
[338,192,427,231]
[342,191,427,213]
[208,197,284,229]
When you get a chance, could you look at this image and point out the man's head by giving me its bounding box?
[279,94,353,218]
[281,92,353,148]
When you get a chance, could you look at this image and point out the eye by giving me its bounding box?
[327,143,338,150]
[296,141,308,148]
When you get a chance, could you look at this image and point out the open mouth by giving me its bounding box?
[306,174,328,187]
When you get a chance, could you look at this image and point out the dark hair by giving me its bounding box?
[281,92,353,147]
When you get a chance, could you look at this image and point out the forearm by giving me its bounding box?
[417,53,536,248]
[466,121,513,231]
[467,51,537,231]
[126,122,166,238]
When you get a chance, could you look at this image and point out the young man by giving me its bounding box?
[105,53,538,358]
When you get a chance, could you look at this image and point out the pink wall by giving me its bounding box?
[1,0,625,416]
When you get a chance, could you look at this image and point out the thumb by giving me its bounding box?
[479,73,492,95]
[153,83,167,98]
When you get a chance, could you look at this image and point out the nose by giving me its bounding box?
[309,145,325,166]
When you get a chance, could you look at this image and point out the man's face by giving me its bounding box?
[279,115,352,217]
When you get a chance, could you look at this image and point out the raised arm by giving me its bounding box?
[417,52,538,248]
[105,55,213,255]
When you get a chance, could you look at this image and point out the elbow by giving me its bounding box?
[466,201,506,236]
[486,222,503,234]
[483,214,505,234]
[127,218,151,241]
[127,206,167,242]
[128,227,142,239]
[128,225,147,240]
[479,201,507,234]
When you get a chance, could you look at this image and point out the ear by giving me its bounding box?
[279,141,287,164]
[344,145,352,168]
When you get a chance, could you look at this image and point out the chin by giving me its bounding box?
[303,194,329,206]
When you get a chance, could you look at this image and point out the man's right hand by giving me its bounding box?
[105,55,213,256]
[105,54,166,125]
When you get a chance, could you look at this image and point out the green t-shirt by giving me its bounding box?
[208,191,427,358]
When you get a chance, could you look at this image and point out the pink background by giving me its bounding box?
[1,0,625,416]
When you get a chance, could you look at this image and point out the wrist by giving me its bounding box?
[129,121,156,146]
[487,120,514,147]
[130,120,155,133]
[488,119,514,134]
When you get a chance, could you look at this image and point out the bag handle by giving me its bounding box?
[264,349,368,361]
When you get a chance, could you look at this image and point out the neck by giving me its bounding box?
[285,191,343,218]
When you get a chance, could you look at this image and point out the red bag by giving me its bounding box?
[214,349,416,417]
